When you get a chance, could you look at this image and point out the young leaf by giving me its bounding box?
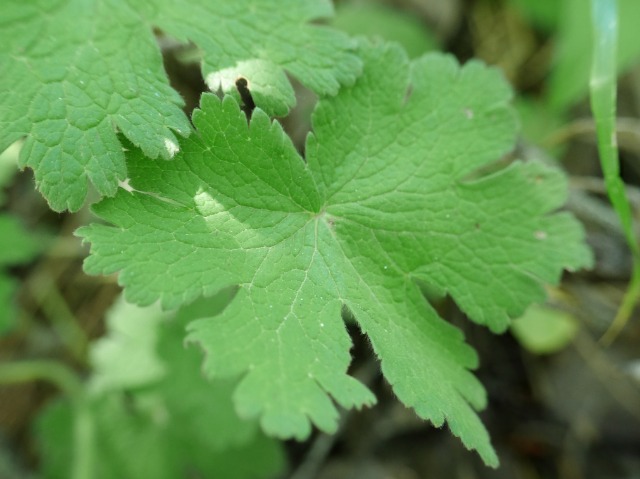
[78,42,592,466]
[0,0,359,211]
[37,293,283,479]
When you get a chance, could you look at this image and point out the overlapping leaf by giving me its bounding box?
[78,43,591,465]
[0,0,359,211]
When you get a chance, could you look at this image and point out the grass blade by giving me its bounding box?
[590,0,640,344]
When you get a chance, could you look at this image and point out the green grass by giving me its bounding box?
[589,0,640,344]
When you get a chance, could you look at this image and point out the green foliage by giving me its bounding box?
[0,0,359,211]
[589,0,640,344]
[0,0,598,470]
[78,42,592,465]
[510,304,578,354]
[37,292,284,479]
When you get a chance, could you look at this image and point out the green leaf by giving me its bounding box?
[38,395,284,479]
[91,291,253,448]
[140,0,360,115]
[37,292,284,479]
[332,3,438,58]
[89,298,169,393]
[510,304,578,353]
[78,42,592,465]
[0,0,359,211]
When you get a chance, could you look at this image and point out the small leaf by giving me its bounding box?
[510,304,579,354]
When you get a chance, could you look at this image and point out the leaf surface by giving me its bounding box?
[0,0,358,211]
[79,43,592,465]
[0,215,45,334]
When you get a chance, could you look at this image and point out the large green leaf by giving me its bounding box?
[0,0,359,211]
[78,42,592,465]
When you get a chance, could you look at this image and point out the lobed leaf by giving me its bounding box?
[78,42,592,465]
[0,0,359,211]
